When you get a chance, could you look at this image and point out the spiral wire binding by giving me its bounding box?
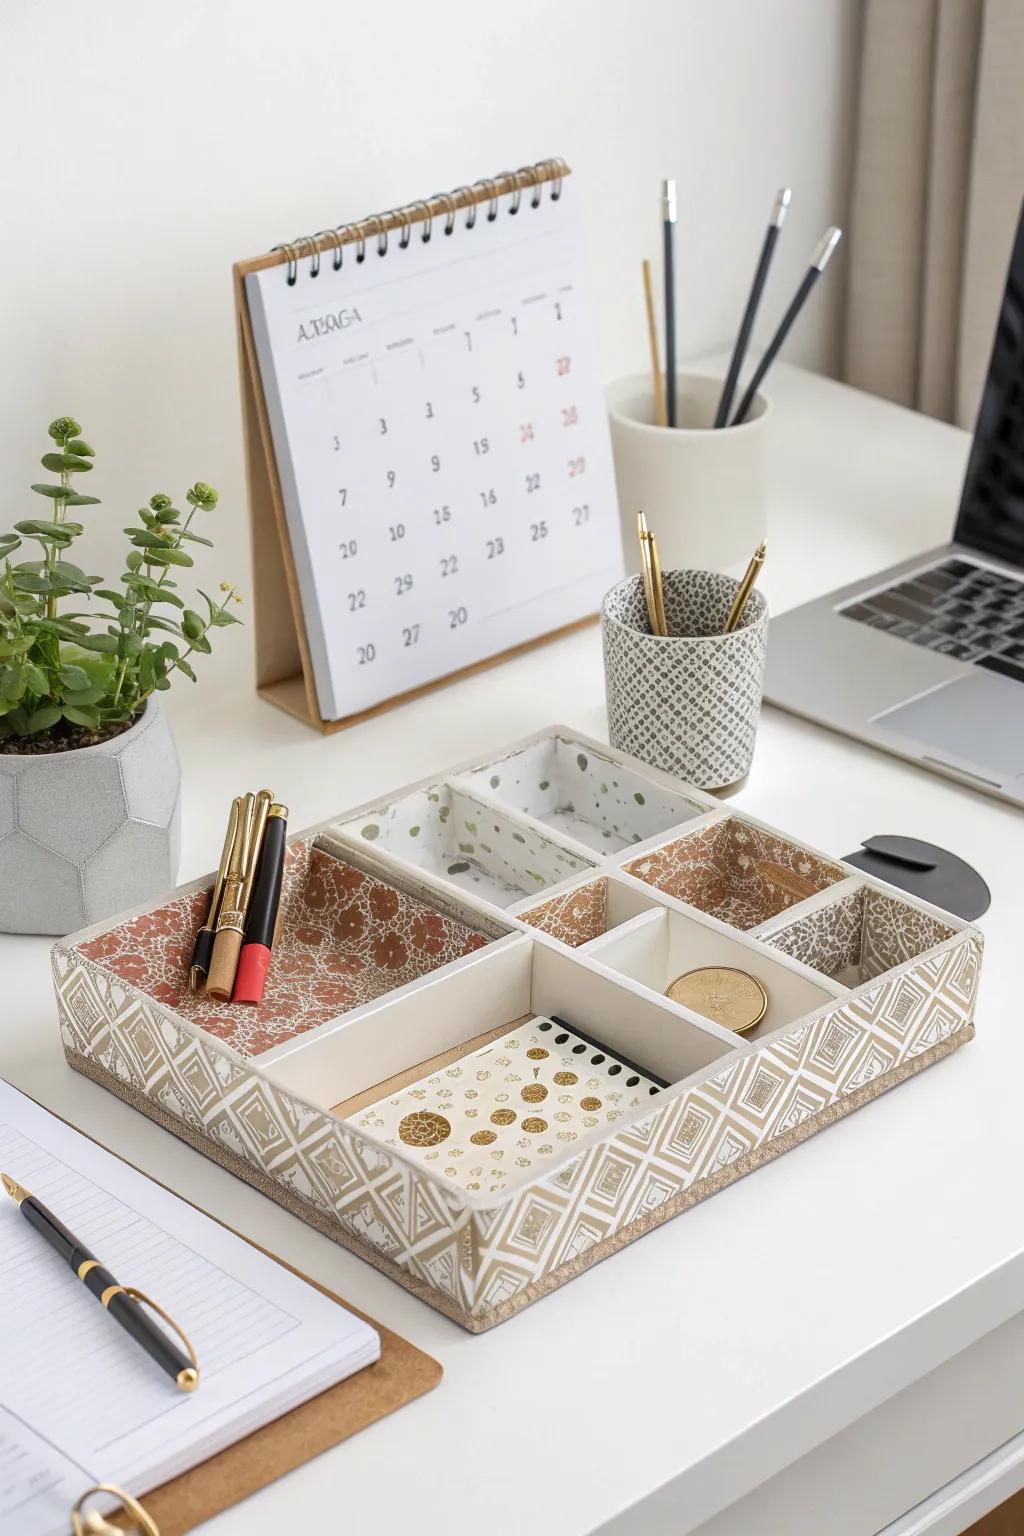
[271,157,568,285]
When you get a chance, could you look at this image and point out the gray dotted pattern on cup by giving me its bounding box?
[602,571,768,789]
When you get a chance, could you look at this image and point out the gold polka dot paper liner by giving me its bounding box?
[349,1016,666,1196]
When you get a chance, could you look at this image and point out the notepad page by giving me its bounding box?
[246,173,623,721]
[0,1082,379,1534]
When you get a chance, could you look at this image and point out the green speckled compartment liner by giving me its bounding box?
[342,783,594,907]
[458,735,704,852]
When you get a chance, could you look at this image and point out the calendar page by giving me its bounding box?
[246,174,623,721]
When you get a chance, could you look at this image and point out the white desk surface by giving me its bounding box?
[4,362,1022,1535]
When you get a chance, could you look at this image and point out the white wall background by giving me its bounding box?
[0,0,860,689]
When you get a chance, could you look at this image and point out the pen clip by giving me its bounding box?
[71,1484,161,1536]
[124,1286,201,1391]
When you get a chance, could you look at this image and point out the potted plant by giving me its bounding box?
[0,416,240,935]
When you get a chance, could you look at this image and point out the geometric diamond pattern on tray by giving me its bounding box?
[50,726,984,1332]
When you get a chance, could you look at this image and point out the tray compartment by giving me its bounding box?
[584,907,838,1038]
[75,836,499,1058]
[517,874,661,947]
[622,817,846,931]
[339,783,593,907]
[759,885,958,987]
[458,732,705,851]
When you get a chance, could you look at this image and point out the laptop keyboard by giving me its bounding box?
[839,557,1024,685]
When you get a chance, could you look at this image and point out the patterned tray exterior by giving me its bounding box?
[52,727,983,1332]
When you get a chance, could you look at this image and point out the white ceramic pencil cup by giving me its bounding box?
[606,372,771,578]
[602,569,768,790]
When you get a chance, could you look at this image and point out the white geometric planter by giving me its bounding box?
[0,699,181,935]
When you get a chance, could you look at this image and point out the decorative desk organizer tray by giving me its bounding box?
[53,727,983,1333]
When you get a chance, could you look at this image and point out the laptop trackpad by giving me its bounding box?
[871,672,1024,782]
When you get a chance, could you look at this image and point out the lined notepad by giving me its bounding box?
[0,1082,379,1535]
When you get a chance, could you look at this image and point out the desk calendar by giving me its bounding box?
[235,159,624,732]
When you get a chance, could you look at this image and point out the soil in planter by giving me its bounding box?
[0,717,138,754]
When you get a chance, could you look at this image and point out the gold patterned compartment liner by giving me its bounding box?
[752,860,820,902]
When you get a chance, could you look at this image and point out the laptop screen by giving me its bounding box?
[954,200,1024,568]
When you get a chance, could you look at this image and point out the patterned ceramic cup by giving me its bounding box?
[602,569,768,789]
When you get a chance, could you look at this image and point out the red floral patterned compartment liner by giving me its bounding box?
[77,840,491,1058]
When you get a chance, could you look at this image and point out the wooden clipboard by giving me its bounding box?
[232,158,598,736]
[20,1087,442,1534]
[128,1273,440,1534]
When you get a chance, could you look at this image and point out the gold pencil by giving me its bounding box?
[647,526,668,636]
[642,260,668,428]
[725,540,767,632]
[189,797,240,991]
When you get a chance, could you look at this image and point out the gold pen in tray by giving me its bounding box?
[205,790,272,1000]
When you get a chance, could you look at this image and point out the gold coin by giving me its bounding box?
[398,1110,452,1148]
[666,966,767,1033]
[521,1083,548,1103]
[470,1130,497,1146]
[553,1071,578,1086]
[521,1117,548,1133]
[526,1047,549,1060]
[490,1108,517,1126]
[579,1096,602,1111]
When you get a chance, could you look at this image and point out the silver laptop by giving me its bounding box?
[766,205,1024,807]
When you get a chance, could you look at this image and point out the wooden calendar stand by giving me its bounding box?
[233,159,607,736]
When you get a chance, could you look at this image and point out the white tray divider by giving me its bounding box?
[262,932,534,1101]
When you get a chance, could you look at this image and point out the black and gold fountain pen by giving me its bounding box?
[2,1172,199,1392]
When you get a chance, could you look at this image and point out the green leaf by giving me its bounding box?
[143,616,184,638]
[0,664,26,701]
[154,674,171,691]
[72,632,120,654]
[40,452,93,473]
[119,633,144,656]
[60,647,117,685]
[128,530,173,549]
[63,494,101,507]
[30,484,71,499]
[62,685,106,707]
[143,546,193,568]
[0,535,21,557]
[182,610,205,641]
[12,571,53,593]
[94,589,125,608]
[4,706,28,735]
[125,551,144,572]
[154,507,181,524]
[63,704,100,728]
[178,530,213,547]
[66,439,94,457]
[24,704,61,733]
[15,519,84,539]
[189,632,212,655]
[139,650,156,693]
[23,662,50,695]
[59,664,91,691]
[122,576,183,608]
[157,640,179,660]
[174,656,197,682]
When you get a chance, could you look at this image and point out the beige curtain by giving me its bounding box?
[842,0,1024,427]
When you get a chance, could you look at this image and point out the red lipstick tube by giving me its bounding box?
[232,806,287,1006]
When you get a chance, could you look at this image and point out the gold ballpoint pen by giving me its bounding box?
[637,512,668,637]
[725,539,767,632]
[189,797,240,991]
[205,792,254,1000]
